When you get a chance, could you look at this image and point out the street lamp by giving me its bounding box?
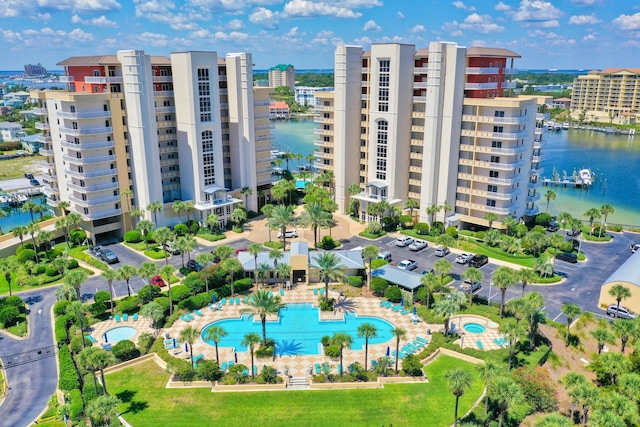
[488,280,493,305]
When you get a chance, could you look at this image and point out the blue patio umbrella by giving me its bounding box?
[235,352,238,363]
[173,338,176,347]
[213,295,217,303]
[414,306,417,315]
[185,343,189,352]
[401,297,404,306]
[103,333,108,343]
[386,346,390,356]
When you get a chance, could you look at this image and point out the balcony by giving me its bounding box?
[59,126,113,136]
[462,114,528,125]
[413,67,429,74]
[413,81,428,89]
[63,154,116,165]
[69,195,120,207]
[155,106,175,114]
[67,181,119,192]
[61,140,115,150]
[154,91,174,97]
[314,128,333,136]
[524,206,539,216]
[255,123,273,131]
[81,208,122,220]
[39,148,54,156]
[316,151,333,160]
[153,75,173,82]
[530,167,544,176]
[36,135,52,144]
[35,122,50,130]
[471,203,513,215]
[59,76,75,83]
[32,108,48,115]
[313,116,333,124]
[195,196,241,210]
[65,168,118,179]
[314,139,333,148]
[465,82,498,90]
[412,96,427,103]
[42,173,57,182]
[409,151,423,160]
[504,68,518,74]
[527,192,541,202]
[57,110,112,119]
[528,180,542,189]
[313,161,329,170]
[465,67,500,74]
[84,76,108,84]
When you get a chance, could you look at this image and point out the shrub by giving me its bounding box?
[312,374,326,383]
[44,265,58,277]
[415,222,429,235]
[170,285,191,302]
[319,235,338,250]
[255,345,274,359]
[94,290,111,304]
[1,296,24,309]
[189,221,200,234]
[370,259,388,269]
[196,360,222,382]
[58,346,80,391]
[115,296,139,314]
[183,272,205,295]
[137,284,161,305]
[83,373,101,403]
[364,222,383,236]
[324,344,341,358]
[370,277,389,296]
[90,301,107,317]
[319,298,334,312]
[178,291,215,311]
[233,278,253,294]
[535,212,552,226]
[54,300,72,316]
[112,340,140,362]
[174,223,189,236]
[124,230,142,243]
[35,264,46,275]
[17,249,36,263]
[320,335,331,348]
[153,297,170,314]
[430,221,444,236]
[55,314,72,344]
[68,388,83,423]
[339,374,355,382]
[70,335,91,353]
[348,276,363,288]
[66,259,79,270]
[260,365,279,384]
[512,365,558,413]
[402,354,424,377]
[0,306,20,326]
[384,286,402,303]
[69,229,86,246]
[445,226,458,239]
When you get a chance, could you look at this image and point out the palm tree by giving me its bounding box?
[154,226,174,265]
[222,258,243,297]
[117,264,137,297]
[357,323,377,371]
[138,261,159,285]
[558,212,573,233]
[241,186,253,208]
[66,301,87,347]
[332,332,353,376]
[140,301,164,333]
[57,200,70,217]
[55,217,70,248]
[299,202,331,249]
[78,347,102,395]
[548,232,565,266]
[269,204,297,250]
[256,263,271,288]
[64,269,88,300]
[483,212,499,229]
[0,210,7,234]
[147,200,163,228]
[361,245,379,291]
[445,368,474,427]
[561,302,582,345]
[434,292,464,337]
[492,266,518,317]
[501,215,518,236]
[261,204,274,242]
[391,327,406,374]
[248,243,263,288]
[440,200,452,229]
[183,201,194,224]
[180,325,200,370]
[268,248,282,268]
[242,332,261,378]
[102,268,119,314]
[213,244,234,263]
[609,284,632,319]
[275,262,290,288]
[583,208,601,235]
[589,410,625,427]
[120,188,134,229]
[131,207,145,226]
[426,204,441,226]
[26,223,40,263]
[435,234,456,250]
[0,258,16,296]
[174,236,189,268]
[404,199,419,225]
[305,153,315,171]
[517,268,537,297]
[591,327,616,355]
[66,212,82,232]
[419,273,439,309]
[433,258,452,287]
[462,267,483,306]
[172,200,185,224]
[12,225,27,249]
[489,376,523,427]
[87,395,121,427]
[90,349,116,395]
[612,319,638,353]
[544,189,556,213]
[523,230,547,258]
[240,289,284,345]
[136,219,154,251]
[182,235,197,262]
[598,204,615,237]
[231,208,247,228]
[161,264,175,315]
[477,362,500,415]
[206,213,220,234]
[315,252,346,300]
[21,200,37,223]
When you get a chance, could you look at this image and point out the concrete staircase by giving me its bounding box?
[287,377,310,390]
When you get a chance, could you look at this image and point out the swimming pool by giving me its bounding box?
[463,323,486,334]
[295,179,313,189]
[105,326,136,343]
[201,303,395,355]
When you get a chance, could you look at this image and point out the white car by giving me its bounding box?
[408,240,428,251]
[277,229,298,238]
[455,253,473,264]
[395,236,415,247]
[397,259,418,271]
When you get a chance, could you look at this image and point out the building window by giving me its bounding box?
[490,170,499,178]
[487,185,498,193]
[494,111,505,117]
[378,59,390,112]
[493,126,504,133]
[490,156,500,163]
[375,119,388,180]
[491,140,502,148]
[486,199,496,207]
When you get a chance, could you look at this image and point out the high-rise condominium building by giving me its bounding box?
[24,63,47,76]
[571,68,640,116]
[315,42,548,230]
[31,50,272,242]
[268,64,296,91]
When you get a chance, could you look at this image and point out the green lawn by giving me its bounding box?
[108,355,483,427]
[0,266,94,295]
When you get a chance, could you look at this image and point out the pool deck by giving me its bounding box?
[449,314,505,351]
[164,286,442,378]
[87,315,155,349]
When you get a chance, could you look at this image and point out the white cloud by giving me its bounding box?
[495,2,511,11]
[68,27,93,41]
[582,33,596,42]
[286,26,299,36]
[397,11,404,19]
[363,20,381,32]
[452,1,475,11]
[537,20,559,27]
[1,0,120,18]
[71,14,117,26]
[213,30,249,41]
[446,13,505,34]
[227,19,244,30]
[187,0,281,12]
[249,7,279,29]
[190,29,211,38]
[312,29,343,45]
[511,0,563,22]
[569,14,601,25]
[571,0,596,5]
[409,24,425,33]
[612,13,640,31]
[134,0,204,31]
[71,14,83,23]
[470,39,487,47]
[283,0,382,19]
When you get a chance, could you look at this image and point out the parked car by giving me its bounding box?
[566,228,582,237]
[468,254,488,268]
[546,221,559,232]
[165,241,180,255]
[277,229,298,238]
[30,179,40,186]
[434,246,450,257]
[377,251,392,262]
[460,280,481,294]
[606,304,637,320]
[186,259,203,272]
[397,259,418,271]
[422,268,435,275]
[99,248,119,264]
[408,240,427,251]
[555,252,578,263]
[151,275,166,287]
[395,236,414,247]
[25,173,34,179]
[455,253,473,264]
[631,244,640,253]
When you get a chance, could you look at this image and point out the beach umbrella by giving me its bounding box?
[413,306,417,315]
[103,333,108,343]
[213,295,217,303]
[400,297,404,306]
[386,346,390,356]
[185,343,189,352]
[235,352,238,363]
[173,338,176,348]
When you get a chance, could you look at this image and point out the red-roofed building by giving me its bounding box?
[551,97,572,109]
[572,68,640,116]
[269,101,290,119]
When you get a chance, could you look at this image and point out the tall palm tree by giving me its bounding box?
[26,223,40,263]
[78,347,102,395]
[548,232,565,266]
[544,189,556,213]
[268,248,282,269]
[241,186,253,208]
[299,202,331,249]
[426,204,441,226]
[501,215,518,236]
[131,207,145,227]
[269,204,297,250]
[558,212,573,233]
[261,204,274,242]
[206,213,220,234]
[154,226,174,265]
[612,319,637,353]
[55,217,70,248]
[433,292,464,337]
[361,245,379,291]
[404,199,419,225]
[275,262,290,288]
[256,263,271,288]
[391,327,406,374]
[21,200,37,223]
[445,368,474,427]
[332,332,353,376]
[117,264,137,297]
[222,258,243,296]
[172,200,185,224]
[63,269,88,301]
[477,362,500,415]
[248,243,263,288]
[87,395,121,427]
[138,261,159,286]
[315,252,346,300]
[489,376,523,427]
[591,327,616,355]
[598,204,615,237]
[160,264,175,315]
[608,284,632,319]
[57,200,70,217]
[174,236,189,268]
[31,203,45,220]
[12,225,28,249]
[483,212,499,229]
[492,266,518,317]
[66,301,87,347]
[66,212,82,232]
[231,208,247,228]
[0,258,16,296]
[89,349,116,395]
[240,289,284,345]
[136,220,154,251]
[523,231,547,258]
[180,325,200,370]
[583,208,601,235]
[440,200,452,229]
[204,325,227,364]
[121,189,134,231]
[183,201,194,224]
[433,259,452,287]
[140,301,164,333]
[517,268,537,297]
[214,244,235,263]
[357,323,377,371]
[419,273,439,309]
[147,200,163,228]
[102,268,119,313]
[182,235,197,262]
[462,267,483,306]
[305,153,315,171]
[242,332,261,378]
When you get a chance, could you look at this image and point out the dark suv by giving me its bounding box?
[99,248,119,264]
[186,260,203,272]
[555,252,578,263]
[468,254,488,268]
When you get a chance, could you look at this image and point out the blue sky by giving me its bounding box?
[1,0,640,71]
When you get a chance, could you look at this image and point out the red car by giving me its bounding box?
[151,276,166,287]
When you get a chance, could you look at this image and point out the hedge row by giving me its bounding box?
[69,388,83,423]
[58,345,80,391]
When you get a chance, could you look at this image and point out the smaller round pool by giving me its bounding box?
[105,326,136,343]
[463,323,486,334]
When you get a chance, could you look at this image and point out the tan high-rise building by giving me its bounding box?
[268,64,296,91]
[315,41,548,230]
[571,68,640,117]
[31,49,272,242]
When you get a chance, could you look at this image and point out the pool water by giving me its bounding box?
[201,303,395,355]
[105,326,136,343]
[463,323,486,334]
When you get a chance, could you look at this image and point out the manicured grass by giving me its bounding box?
[125,241,156,251]
[108,355,483,427]
[143,248,169,260]
[263,241,284,249]
[5,313,28,336]
[63,244,110,271]
[0,265,93,295]
[196,232,227,242]
[358,230,387,239]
